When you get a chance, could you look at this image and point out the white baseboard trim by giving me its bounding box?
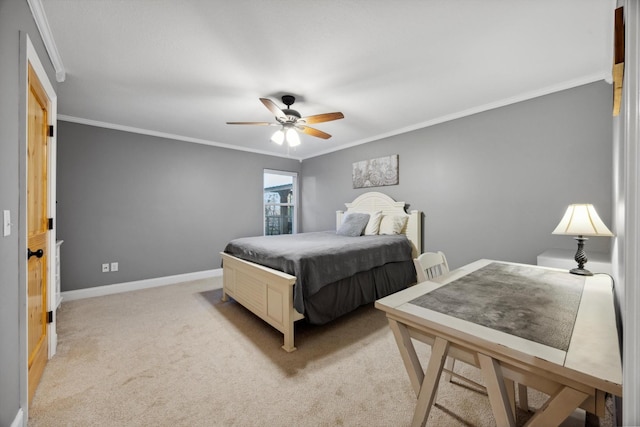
[11,408,23,427]
[61,269,222,302]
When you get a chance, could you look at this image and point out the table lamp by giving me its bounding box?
[552,204,613,276]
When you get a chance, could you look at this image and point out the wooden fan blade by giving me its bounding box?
[301,112,344,124]
[260,98,287,120]
[298,125,331,139]
[226,121,276,126]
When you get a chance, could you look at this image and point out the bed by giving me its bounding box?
[220,192,422,351]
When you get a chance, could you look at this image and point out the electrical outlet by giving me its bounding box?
[102,263,110,272]
[111,262,118,272]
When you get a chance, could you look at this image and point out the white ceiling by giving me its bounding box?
[41,0,614,160]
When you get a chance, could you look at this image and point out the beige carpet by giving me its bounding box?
[29,277,606,426]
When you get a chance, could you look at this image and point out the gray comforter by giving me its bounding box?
[223,231,413,314]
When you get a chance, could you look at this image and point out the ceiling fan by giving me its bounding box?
[226,95,344,147]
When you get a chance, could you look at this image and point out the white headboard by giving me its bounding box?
[336,191,422,257]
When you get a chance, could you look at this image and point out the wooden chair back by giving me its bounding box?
[414,251,450,283]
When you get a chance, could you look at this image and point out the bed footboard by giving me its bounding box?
[220,252,304,352]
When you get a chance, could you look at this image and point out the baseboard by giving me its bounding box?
[11,408,24,427]
[61,268,222,302]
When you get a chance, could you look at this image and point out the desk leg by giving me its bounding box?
[443,356,455,382]
[505,379,516,419]
[518,383,529,411]
[478,354,516,427]
[411,336,450,427]
[388,319,424,396]
[387,319,450,427]
[525,387,589,427]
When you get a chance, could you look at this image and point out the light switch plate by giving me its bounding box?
[3,210,10,237]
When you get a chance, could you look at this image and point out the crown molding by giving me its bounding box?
[27,0,66,82]
[59,74,606,163]
[303,73,609,160]
[57,115,304,161]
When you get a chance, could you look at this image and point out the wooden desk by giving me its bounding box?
[375,259,622,427]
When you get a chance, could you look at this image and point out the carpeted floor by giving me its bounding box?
[28,277,606,426]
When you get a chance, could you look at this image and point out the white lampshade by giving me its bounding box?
[285,127,300,147]
[552,204,613,237]
[270,129,285,145]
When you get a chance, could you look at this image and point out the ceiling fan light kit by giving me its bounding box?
[270,124,300,147]
[270,129,285,145]
[227,95,344,148]
[285,126,300,146]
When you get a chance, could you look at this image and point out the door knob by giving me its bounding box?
[28,248,43,259]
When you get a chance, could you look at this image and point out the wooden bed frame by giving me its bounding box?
[220,192,422,352]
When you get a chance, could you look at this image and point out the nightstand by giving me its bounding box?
[537,248,612,275]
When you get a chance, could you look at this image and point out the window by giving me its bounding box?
[264,170,298,235]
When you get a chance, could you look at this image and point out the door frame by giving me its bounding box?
[19,32,57,420]
[621,2,640,423]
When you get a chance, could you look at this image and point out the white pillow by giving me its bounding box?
[379,214,408,235]
[348,210,383,235]
[364,211,383,235]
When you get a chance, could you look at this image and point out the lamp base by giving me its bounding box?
[570,236,593,276]
[569,267,593,276]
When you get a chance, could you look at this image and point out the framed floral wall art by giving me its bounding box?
[352,154,398,189]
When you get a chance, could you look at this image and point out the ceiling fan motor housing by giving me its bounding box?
[281,95,296,106]
[279,95,300,122]
[281,109,301,122]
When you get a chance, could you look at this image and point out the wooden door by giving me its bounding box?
[27,63,50,405]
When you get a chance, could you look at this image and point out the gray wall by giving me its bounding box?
[0,0,57,424]
[0,2,620,424]
[301,82,613,270]
[56,122,301,291]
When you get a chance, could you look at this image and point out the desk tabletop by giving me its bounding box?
[376,259,622,396]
